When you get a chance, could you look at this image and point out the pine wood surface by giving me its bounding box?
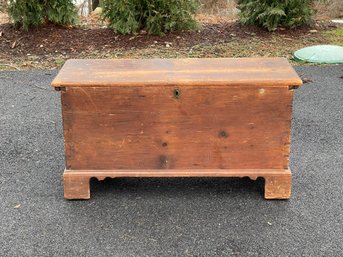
[52,58,302,88]
[63,169,292,200]
[53,58,302,199]
[61,86,293,170]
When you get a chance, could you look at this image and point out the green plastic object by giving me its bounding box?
[294,45,343,64]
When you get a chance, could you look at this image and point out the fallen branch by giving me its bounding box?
[11,36,28,49]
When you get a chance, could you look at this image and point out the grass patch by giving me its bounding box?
[322,29,343,46]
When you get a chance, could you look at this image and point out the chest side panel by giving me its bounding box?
[61,85,293,170]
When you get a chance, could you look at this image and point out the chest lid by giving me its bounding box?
[51,58,302,88]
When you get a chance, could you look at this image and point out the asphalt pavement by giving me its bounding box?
[0,65,342,257]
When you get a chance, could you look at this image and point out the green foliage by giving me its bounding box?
[9,0,77,31]
[237,0,314,31]
[323,29,343,46]
[101,0,200,35]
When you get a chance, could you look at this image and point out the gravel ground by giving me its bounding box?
[0,66,342,257]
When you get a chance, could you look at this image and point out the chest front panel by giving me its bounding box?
[61,85,293,170]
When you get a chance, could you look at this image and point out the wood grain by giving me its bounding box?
[61,86,293,170]
[63,169,292,200]
[51,58,303,88]
[52,57,301,200]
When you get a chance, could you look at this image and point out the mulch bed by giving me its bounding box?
[0,21,320,59]
[2,13,341,70]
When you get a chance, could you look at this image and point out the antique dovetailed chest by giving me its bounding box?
[52,58,302,200]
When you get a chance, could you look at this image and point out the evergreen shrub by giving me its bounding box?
[101,0,200,35]
[237,0,314,31]
[9,0,77,31]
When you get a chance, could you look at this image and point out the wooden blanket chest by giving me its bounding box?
[52,58,302,199]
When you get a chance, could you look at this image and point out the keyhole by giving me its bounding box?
[173,88,180,99]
